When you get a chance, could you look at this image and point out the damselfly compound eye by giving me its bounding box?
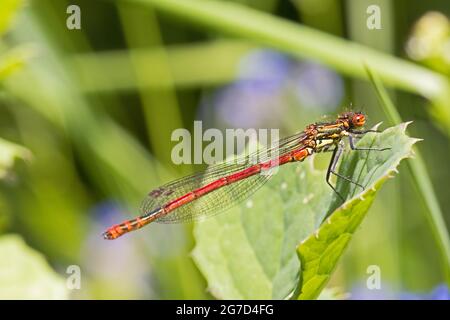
[352,113,366,127]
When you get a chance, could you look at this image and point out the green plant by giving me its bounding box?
[126,0,450,135]
[193,123,418,299]
[367,67,450,285]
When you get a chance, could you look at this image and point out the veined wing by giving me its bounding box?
[140,130,309,223]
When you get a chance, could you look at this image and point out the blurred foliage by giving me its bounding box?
[367,67,450,283]
[0,46,33,81]
[0,0,448,299]
[133,0,450,135]
[0,137,31,180]
[0,234,68,299]
[406,12,450,75]
[0,0,24,36]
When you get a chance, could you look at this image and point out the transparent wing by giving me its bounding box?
[140,130,309,223]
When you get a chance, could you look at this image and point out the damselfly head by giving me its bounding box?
[351,112,366,127]
[338,111,366,128]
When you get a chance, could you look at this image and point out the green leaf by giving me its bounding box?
[0,137,31,180]
[193,158,332,299]
[317,287,349,300]
[0,0,23,36]
[193,123,418,299]
[296,123,419,300]
[73,40,255,91]
[0,235,68,299]
[0,46,35,81]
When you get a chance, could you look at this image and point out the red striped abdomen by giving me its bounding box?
[103,146,311,239]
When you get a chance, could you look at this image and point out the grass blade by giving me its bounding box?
[366,66,450,285]
[122,0,450,131]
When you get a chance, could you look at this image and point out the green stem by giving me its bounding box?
[367,66,450,286]
[122,0,450,129]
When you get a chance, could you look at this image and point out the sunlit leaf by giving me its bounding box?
[0,137,31,180]
[0,0,24,36]
[193,123,418,299]
[0,46,35,81]
[0,235,68,299]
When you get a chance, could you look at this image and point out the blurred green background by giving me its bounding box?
[0,0,449,299]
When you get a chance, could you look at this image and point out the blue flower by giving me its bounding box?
[428,284,450,300]
[80,201,152,298]
[198,49,344,130]
[289,62,344,112]
[351,282,450,300]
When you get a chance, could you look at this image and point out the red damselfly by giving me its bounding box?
[103,112,389,240]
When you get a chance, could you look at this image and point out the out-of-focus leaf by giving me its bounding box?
[0,46,35,81]
[72,40,255,91]
[406,12,450,75]
[297,123,418,299]
[4,7,207,298]
[0,137,31,180]
[129,0,450,132]
[366,66,450,285]
[0,0,24,36]
[317,287,349,300]
[0,234,68,299]
[193,123,417,299]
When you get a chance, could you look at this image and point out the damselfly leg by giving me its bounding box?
[326,142,363,202]
[325,132,390,202]
[348,134,391,152]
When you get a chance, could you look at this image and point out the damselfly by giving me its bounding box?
[103,112,389,240]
